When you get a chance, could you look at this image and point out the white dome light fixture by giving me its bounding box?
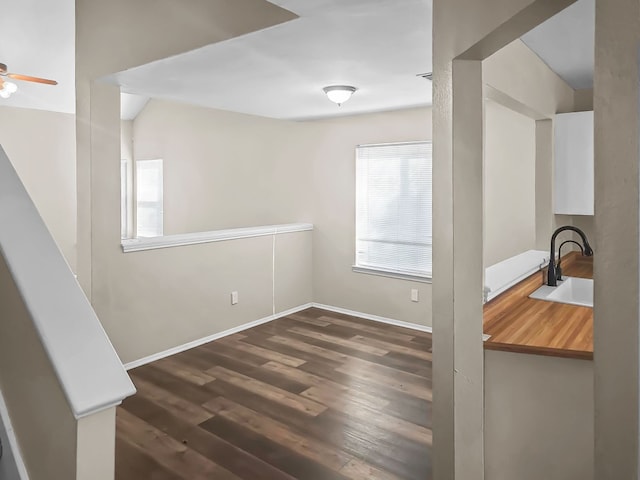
[0,81,17,99]
[323,85,357,106]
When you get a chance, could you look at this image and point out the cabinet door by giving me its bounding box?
[554,111,594,215]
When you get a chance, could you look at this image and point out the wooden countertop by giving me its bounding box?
[483,251,593,360]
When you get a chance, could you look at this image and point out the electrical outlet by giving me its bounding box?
[411,288,419,302]
[231,291,239,305]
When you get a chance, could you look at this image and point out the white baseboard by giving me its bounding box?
[310,303,492,340]
[124,302,436,371]
[0,388,30,479]
[124,303,313,370]
[311,302,433,333]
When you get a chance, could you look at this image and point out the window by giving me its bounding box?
[120,159,129,239]
[355,141,432,279]
[136,159,164,238]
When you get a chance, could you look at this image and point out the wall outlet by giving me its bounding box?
[231,291,239,305]
[411,288,419,302]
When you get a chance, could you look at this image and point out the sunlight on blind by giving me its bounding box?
[136,159,163,238]
[356,142,432,277]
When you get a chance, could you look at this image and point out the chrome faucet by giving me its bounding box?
[547,226,593,287]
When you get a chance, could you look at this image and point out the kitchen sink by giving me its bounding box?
[529,276,593,308]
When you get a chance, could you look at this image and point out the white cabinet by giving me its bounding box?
[554,111,594,215]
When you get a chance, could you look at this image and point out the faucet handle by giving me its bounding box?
[556,264,563,281]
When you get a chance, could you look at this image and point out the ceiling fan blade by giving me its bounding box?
[6,73,58,85]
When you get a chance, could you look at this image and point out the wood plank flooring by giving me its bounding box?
[115,307,432,480]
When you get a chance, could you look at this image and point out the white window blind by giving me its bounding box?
[355,141,432,278]
[136,159,164,238]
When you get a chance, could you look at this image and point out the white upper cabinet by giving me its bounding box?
[554,110,594,216]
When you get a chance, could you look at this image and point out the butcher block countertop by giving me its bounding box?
[483,251,593,360]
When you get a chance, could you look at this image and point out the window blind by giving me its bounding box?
[136,159,164,238]
[355,142,432,277]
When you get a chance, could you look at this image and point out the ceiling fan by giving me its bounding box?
[0,62,58,98]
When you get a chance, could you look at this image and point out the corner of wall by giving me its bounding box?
[573,89,594,112]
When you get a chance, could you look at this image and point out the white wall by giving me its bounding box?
[0,106,77,271]
[484,100,537,266]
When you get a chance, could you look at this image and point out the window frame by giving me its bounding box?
[352,141,433,282]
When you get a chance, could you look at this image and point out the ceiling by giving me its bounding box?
[522,0,594,90]
[0,0,75,114]
[120,93,150,121]
[106,0,433,121]
[1,0,594,119]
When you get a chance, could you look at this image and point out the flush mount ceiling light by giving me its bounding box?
[323,85,357,106]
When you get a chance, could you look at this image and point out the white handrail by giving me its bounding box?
[0,146,135,419]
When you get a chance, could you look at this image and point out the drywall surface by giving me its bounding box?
[0,106,77,271]
[484,40,575,117]
[274,231,314,313]
[483,39,579,257]
[128,100,433,331]
[485,350,593,480]
[76,0,306,363]
[132,98,313,234]
[573,88,594,112]
[0,253,77,480]
[308,107,433,326]
[571,215,595,250]
[484,100,536,267]
[76,407,117,480]
[593,1,640,477]
[76,0,297,296]
[432,0,577,476]
[88,82,427,365]
[97,230,312,365]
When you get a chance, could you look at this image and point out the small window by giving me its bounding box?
[355,142,432,279]
[136,159,164,238]
[120,159,129,239]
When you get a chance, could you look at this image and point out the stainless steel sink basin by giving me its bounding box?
[529,277,593,308]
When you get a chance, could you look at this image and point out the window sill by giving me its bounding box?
[121,223,313,253]
[352,265,432,283]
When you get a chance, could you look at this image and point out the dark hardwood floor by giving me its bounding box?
[115,307,432,480]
